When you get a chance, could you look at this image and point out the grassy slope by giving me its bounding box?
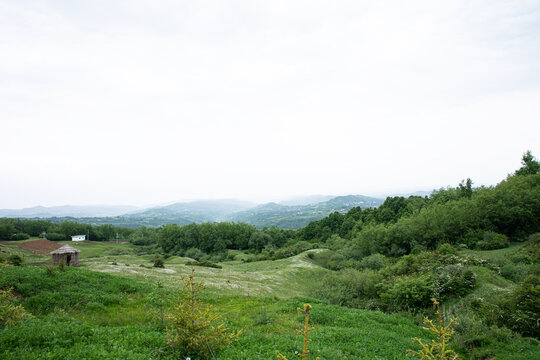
[1,240,539,359]
[1,264,427,360]
[84,254,327,298]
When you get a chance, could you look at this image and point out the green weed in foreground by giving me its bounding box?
[0,287,33,326]
[0,317,172,360]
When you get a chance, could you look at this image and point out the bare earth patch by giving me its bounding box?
[0,239,61,255]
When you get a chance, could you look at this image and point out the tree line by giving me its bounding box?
[0,218,134,242]
[297,151,539,258]
[1,151,539,263]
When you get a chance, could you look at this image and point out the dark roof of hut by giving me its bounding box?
[50,244,81,255]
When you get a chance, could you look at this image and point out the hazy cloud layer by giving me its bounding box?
[1,0,539,207]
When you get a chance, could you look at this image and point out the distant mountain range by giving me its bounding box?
[0,195,384,229]
[0,205,140,218]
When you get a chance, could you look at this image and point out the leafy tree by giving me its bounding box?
[457,178,473,199]
[0,220,15,240]
[514,150,540,176]
[249,231,272,252]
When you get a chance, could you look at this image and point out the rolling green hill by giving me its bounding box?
[226,195,383,229]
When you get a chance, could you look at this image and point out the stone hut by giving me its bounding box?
[51,244,81,267]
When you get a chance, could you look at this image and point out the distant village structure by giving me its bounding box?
[51,245,81,267]
[71,235,86,242]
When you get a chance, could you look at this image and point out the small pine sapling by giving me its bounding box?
[276,304,319,360]
[166,268,241,359]
[407,298,459,360]
[147,280,170,328]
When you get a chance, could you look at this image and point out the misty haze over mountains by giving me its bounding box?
[0,205,141,218]
[0,193,419,229]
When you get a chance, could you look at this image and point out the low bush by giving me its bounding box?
[185,260,222,269]
[314,268,383,308]
[153,258,165,268]
[522,232,540,262]
[437,243,457,256]
[7,255,23,266]
[433,264,476,299]
[500,262,536,283]
[359,253,386,270]
[476,232,509,250]
[495,275,540,338]
[11,233,30,240]
[45,233,67,241]
[184,247,205,261]
[108,248,131,256]
[382,275,434,312]
[272,241,316,260]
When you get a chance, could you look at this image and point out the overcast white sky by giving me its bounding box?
[1,0,539,208]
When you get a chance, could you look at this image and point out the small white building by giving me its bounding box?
[71,235,86,242]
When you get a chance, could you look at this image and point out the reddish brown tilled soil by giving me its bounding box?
[7,238,61,255]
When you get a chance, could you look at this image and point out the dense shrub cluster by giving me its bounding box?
[433,264,476,299]
[475,275,540,338]
[313,250,478,312]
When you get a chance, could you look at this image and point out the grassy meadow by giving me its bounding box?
[1,239,539,359]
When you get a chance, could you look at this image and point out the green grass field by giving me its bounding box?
[1,240,539,359]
